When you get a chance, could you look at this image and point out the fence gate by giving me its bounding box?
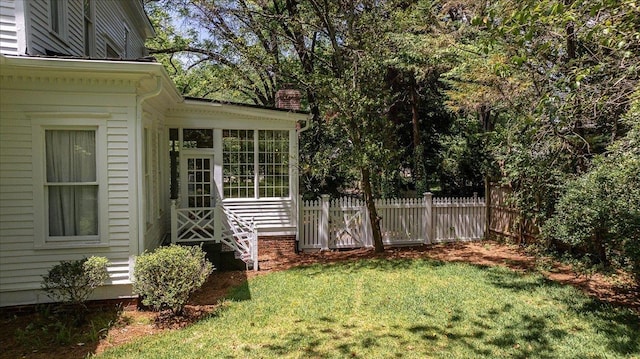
[328,197,370,248]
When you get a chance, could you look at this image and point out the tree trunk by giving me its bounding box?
[565,0,576,61]
[361,167,384,252]
[409,76,427,194]
[478,104,492,131]
[593,230,609,266]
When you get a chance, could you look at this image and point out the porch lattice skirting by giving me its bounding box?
[299,193,486,251]
[170,200,259,270]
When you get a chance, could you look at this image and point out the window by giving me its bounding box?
[144,128,152,225]
[45,130,98,239]
[169,128,179,199]
[49,0,66,37]
[33,117,107,248]
[259,130,289,198]
[183,129,213,149]
[223,130,255,198]
[123,24,130,58]
[83,0,95,56]
[106,43,120,58]
[223,130,289,199]
[156,130,162,217]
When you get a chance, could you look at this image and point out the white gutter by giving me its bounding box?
[135,75,163,259]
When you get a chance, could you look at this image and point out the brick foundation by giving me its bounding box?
[258,235,297,270]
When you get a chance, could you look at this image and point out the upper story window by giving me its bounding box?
[123,25,130,58]
[106,43,120,58]
[83,0,95,56]
[49,0,67,39]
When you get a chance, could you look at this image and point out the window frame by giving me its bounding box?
[222,129,256,199]
[49,0,68,42]
[83,0,95,57]
[258,130,290,198]
[105,35,122,58]
[32,116,108,248]
[144,127,153,227]
[222,129,291,200]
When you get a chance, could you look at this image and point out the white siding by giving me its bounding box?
[27,0,83,55]
[24,0,149,57]
[0,68,140,306]
[94,1,148,58]
[223,199,296,235]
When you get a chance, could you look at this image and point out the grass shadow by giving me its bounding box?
[288,257,446,276]
[482,265,640,356]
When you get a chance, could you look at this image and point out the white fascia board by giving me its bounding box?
[0,55,183,103]
[1,55,162,75]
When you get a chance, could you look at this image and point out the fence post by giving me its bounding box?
[484,178,491,240]
[423,192,433,244]
[320,194,330,250]
[298,195,303,250]
[214,200,222,243]
[170,200,177,244]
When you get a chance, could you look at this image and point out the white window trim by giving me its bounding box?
[257,129,290,199]
[222,129,291,200]
[144,127,153,227]
[155,129,163,218]
[32,115,109,249]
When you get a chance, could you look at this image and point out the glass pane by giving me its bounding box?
[84,0,90,17]
[49,185,98,236]
[183,129,213,148]
[223,129,255,198]
[46,130,96,183]
[257,130,289,198]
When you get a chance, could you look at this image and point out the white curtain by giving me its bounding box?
[46,130,98,237]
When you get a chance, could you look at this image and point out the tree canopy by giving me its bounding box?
[145,0,640,267]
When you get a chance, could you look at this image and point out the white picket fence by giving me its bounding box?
[299,193,485,250]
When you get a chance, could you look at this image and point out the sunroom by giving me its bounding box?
[160,98,309,269]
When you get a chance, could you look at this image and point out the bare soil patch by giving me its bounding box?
[1,240,637,359]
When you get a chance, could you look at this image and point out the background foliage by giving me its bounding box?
[144,0,639,270]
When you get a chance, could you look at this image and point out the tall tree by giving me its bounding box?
[146,0,416,251]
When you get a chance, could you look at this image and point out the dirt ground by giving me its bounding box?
[1,240,638,359]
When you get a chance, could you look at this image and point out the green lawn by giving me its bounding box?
[98,259,640,358]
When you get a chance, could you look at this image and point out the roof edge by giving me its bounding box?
[183,96,310,115]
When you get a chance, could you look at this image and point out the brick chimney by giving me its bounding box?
[275,87,301,110]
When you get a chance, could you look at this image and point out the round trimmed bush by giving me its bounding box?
[133,244,214,315]
[42,256,109,308]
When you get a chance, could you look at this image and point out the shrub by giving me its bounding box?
[41,256,110,308]
[543,140,640,281]
[133,244,214,315]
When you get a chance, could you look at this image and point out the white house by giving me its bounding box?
[0,0,309,307]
